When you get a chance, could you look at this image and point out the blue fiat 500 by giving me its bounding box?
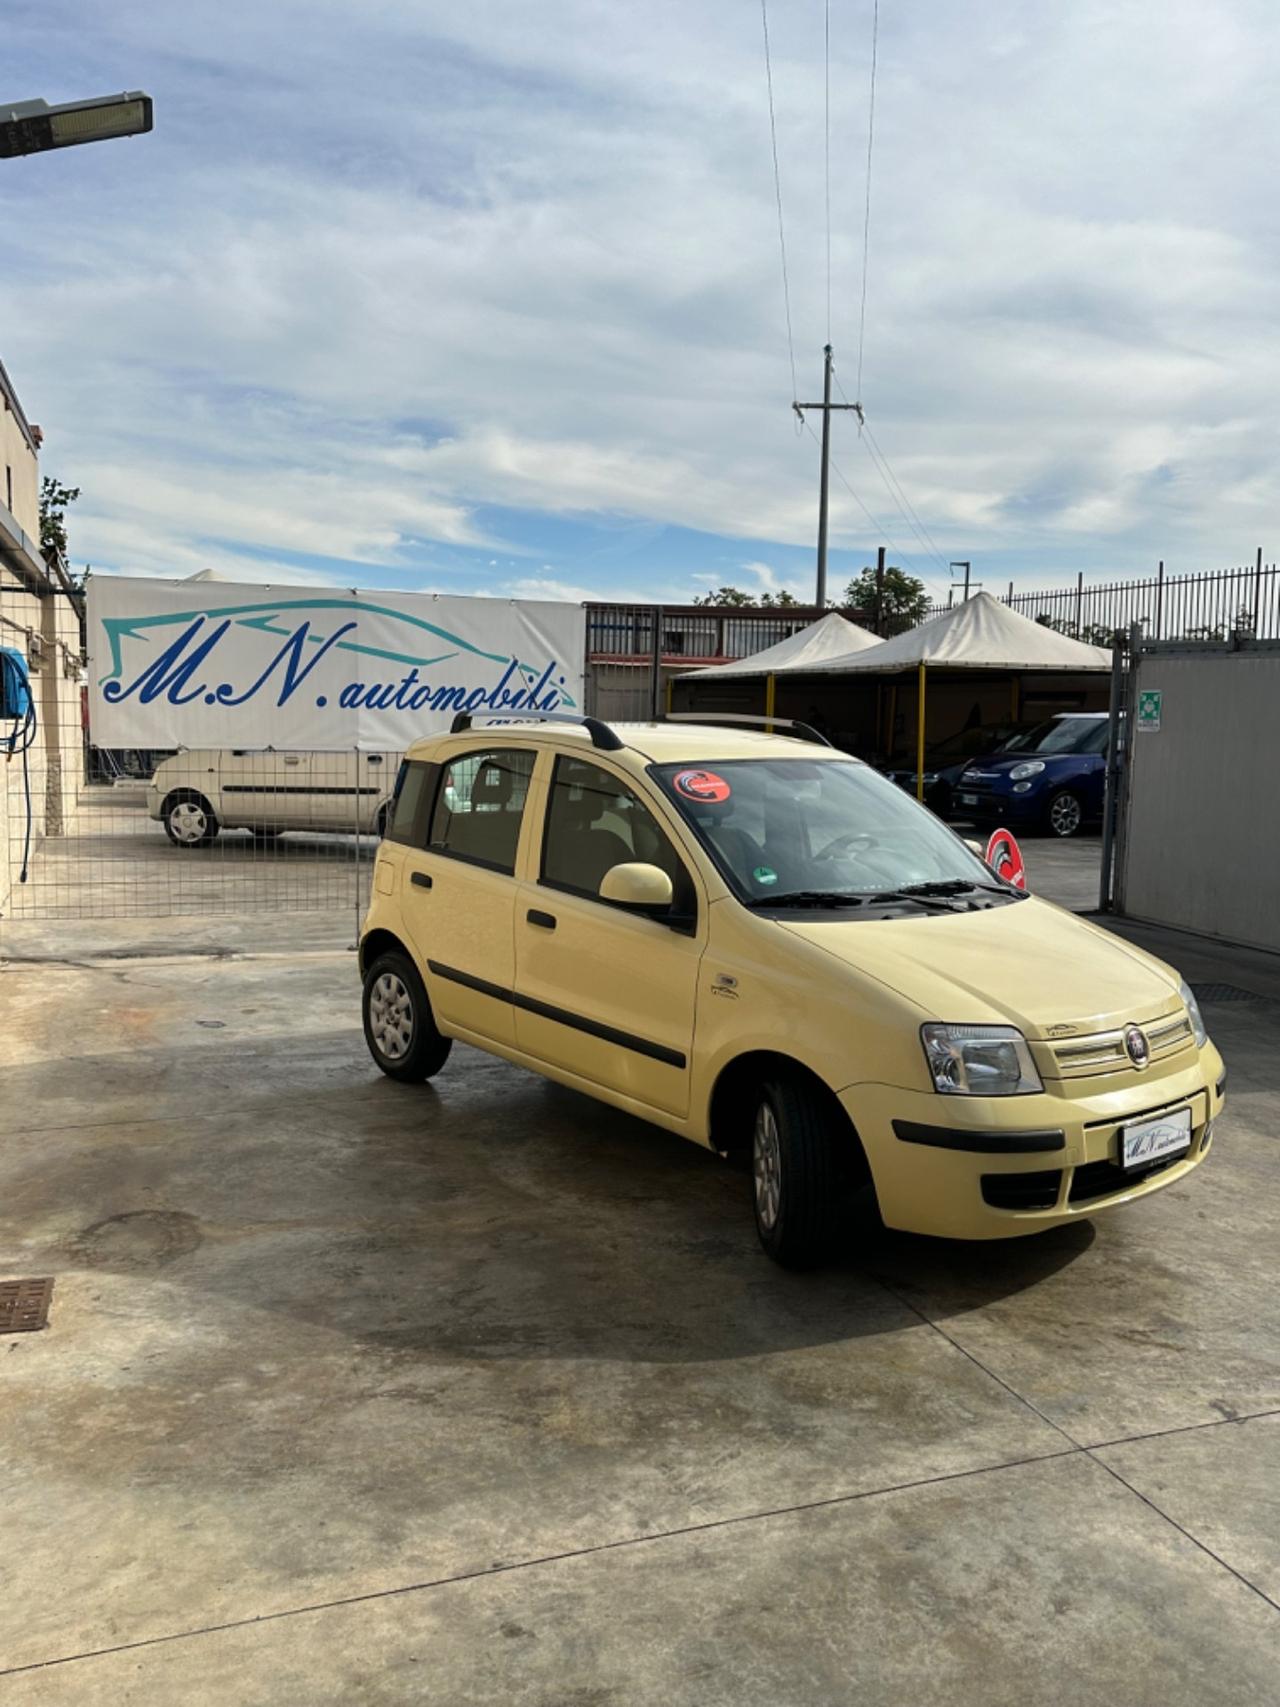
[954,712,1110,837]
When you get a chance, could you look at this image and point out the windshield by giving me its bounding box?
[652,758,1002,903]
[1004,716,1109,756]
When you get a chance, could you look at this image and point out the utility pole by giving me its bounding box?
[874,545,886,635]
[950,560,980,602]
[793,345,859,608]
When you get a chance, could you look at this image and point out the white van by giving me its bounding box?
[147,750,399,847]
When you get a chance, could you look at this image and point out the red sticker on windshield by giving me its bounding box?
[674,768,731,803]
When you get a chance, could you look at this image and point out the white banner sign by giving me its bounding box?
[88,577,586,751]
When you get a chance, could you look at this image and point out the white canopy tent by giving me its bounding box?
[682,611,881,680]
[802,591,1112,675]
[800,592,1112,799]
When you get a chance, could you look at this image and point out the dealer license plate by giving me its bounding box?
[959,792,978,806]
[1119,1106,1192,1171]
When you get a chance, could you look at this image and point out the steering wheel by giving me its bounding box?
[814,831,876,862]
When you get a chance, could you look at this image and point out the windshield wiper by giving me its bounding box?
[746,890,869,909]
[897,878,1027,900]
[864,883,971,911]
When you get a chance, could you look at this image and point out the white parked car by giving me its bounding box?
[147,749,399,847]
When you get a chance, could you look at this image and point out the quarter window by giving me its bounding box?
[384,759,436,846]
[428,748,534,874]
[542,755,690,906]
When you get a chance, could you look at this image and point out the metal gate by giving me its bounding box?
[1113,635,1280,951]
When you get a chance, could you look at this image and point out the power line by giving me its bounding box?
[824,0,832,345]
[760,0,798,399]
[862,421,952,569]
[855,0,880,401]
[799,415,929,583]
[832,369,950,573]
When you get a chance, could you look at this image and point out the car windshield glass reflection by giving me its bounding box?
[1004,717,1108,756]
[653,759,1006,905]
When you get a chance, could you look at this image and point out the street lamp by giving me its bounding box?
[0,92,153,159]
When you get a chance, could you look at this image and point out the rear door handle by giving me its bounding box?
[411,871,433,889]
[527,909,556,930]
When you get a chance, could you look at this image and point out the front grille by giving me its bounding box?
[981,1170,1062,1211]
[1048,1012,1194,1079]
[1068,1152,1183,1203]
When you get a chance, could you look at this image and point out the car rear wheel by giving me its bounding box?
[162,792,219,848]
[362,950,452,1082]
[751,1073,844,1269]
[1046,789,1083,838]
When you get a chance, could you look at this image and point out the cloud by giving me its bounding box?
[4,0,1279,600]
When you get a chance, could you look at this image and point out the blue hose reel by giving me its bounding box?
[1,644,37,884]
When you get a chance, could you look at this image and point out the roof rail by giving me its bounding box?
[662,712,833,748]
[449,709,624,751]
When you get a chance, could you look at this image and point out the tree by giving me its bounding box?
[1035,613,1119,648]
[843,565,929,636]
[40,476,80,559]
[692,586,799,608]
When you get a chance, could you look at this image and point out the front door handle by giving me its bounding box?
[411,871,433,889]
[527,909,556,930]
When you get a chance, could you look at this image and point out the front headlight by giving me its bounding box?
[1009,761,1045,781]
[921,1023,1044,1096]
[1179,979,1208,1048]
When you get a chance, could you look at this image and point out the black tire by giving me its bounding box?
[362,950,452,1083]
[750,1072,845,1269]
[1045,789,1083,838]
[162,791,220,848]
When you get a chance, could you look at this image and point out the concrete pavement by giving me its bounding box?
[1,882,1276,1702]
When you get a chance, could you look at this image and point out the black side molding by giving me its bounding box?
[426,959,686,1069]
[893,1120,1066,1154]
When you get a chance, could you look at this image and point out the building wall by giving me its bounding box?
[1,363,85,918]
[1118,646,1280,951]
[1,369,41,541]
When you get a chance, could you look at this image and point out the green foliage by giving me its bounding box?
[40,476,80,559]
[693,586,800,608]
[1034,613,1118,648]
[843,565,929,635]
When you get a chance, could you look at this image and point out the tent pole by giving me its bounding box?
[764,672,776,730]
[916,662,927,800]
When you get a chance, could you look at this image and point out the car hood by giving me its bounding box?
[777,897,1181,1037]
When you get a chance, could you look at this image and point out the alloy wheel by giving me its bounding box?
[1049,793,1082,837]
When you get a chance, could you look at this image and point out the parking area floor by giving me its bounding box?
[2,869,1277,1702]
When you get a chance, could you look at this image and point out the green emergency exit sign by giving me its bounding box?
[1137,689,1162,731]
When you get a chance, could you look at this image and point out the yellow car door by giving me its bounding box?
[397,744,536,1048]
[513,752,704,1118]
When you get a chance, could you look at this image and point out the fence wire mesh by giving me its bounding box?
[2,575,389,925]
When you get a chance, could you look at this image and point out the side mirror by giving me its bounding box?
[599,862,674,911]
[964,838,985,857]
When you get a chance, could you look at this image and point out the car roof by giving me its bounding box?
[405,719,857,765]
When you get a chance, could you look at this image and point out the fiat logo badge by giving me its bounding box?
[1124,1024,1149,1067]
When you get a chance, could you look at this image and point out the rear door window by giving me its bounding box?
[427,748,534,874]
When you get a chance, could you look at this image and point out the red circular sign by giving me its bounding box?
[674,768,731,804]
[985,828,1026,890]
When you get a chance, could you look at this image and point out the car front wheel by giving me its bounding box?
[1046,789,1084,838]
[163,792,219,848]
[362,950,452,1082]
[751,1073,844,1268]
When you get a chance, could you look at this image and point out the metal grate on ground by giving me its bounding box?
[0,1276,54,1333]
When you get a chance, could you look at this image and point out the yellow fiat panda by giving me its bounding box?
[360,713,1224,1267]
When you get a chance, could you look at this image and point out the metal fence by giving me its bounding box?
[926,554,1279,644]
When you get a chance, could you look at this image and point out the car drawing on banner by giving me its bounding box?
[954,712,1110,837]
[358,712,1222,1269]
[148,749,400,846]
[879,720,1036,816]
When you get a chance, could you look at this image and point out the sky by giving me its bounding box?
[2,1,1277,607]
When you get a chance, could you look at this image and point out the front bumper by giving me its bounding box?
[952,782,1040,824]
[841,1041,1225,1239]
